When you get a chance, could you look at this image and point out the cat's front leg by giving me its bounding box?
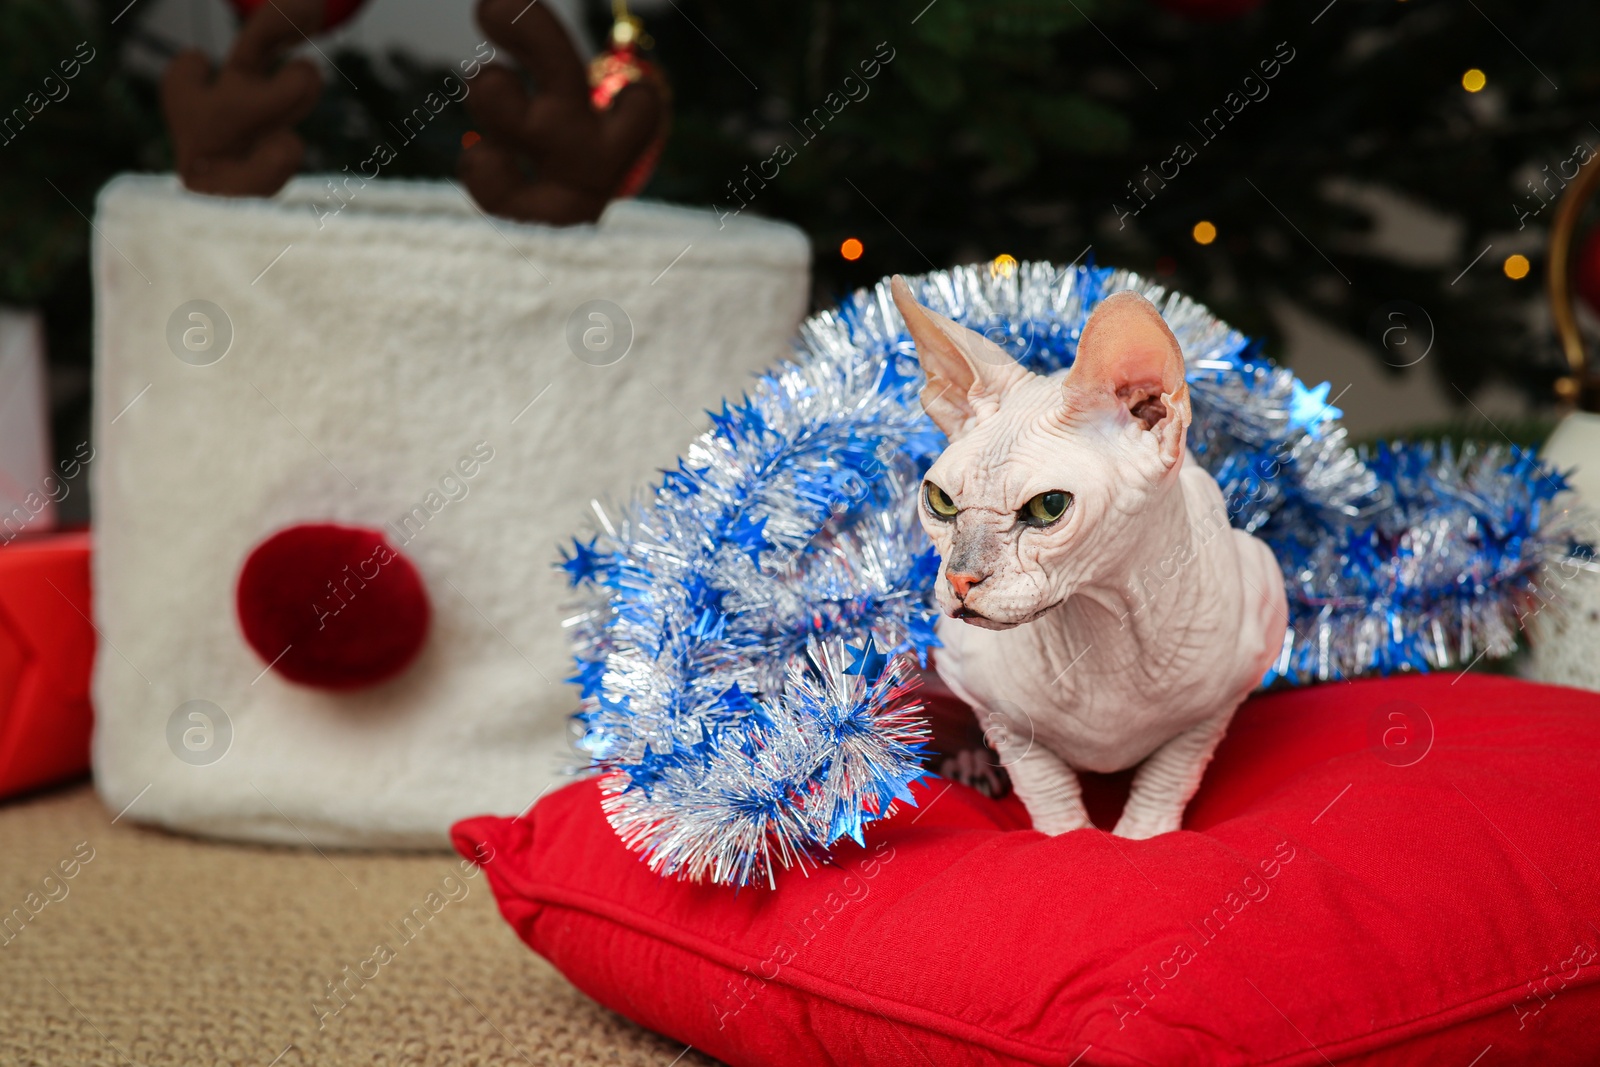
[1113,712,1233,839]
[1002,742,1092,835]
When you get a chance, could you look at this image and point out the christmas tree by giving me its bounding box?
[636,0,1600,412]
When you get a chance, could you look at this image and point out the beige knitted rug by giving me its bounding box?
[0,783,716,1066]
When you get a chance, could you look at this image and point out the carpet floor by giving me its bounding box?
[0,782,717,1066]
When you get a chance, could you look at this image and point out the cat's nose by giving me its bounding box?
[947,571,984,598]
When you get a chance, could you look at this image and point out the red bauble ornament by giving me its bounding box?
[1154,0,1263,19]
[588,13,669,199]
[1575,225,1600,316]
[237,524,429,690]
[227,0,369,33]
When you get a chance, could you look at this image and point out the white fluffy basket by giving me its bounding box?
[1526,411,1600,690]
[90,174,810,847]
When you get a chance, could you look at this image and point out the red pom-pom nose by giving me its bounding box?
[237,524,429,690]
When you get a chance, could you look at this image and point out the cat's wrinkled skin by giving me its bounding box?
[893,276,1287,839]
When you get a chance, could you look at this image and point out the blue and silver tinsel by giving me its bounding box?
[561,262,1587,887]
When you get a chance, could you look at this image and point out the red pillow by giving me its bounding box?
[454,674,1600,1066]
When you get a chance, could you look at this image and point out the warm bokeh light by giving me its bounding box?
[840,237,864,261]
[1503,253,1530,280]
[991,253,1018,278]
[1192,220,1218,245]
[1462,68,1486,92]
[461,131,481,149]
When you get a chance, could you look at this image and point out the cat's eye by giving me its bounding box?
[925,482,959,519]
[1021,491,1072,526]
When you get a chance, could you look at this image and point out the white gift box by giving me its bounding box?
[90,175,809,847]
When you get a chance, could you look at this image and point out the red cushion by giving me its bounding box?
[453,674,1600,1065]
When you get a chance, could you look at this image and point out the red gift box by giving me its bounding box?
[0,530,94,800]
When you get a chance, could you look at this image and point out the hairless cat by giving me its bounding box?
[892,276,1288,838]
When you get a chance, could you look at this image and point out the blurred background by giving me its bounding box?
[8,0,1600,524]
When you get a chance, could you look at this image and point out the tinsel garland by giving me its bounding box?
[561,262,1587,887]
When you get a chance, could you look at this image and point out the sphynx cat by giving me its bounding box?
[891,276,1288,839]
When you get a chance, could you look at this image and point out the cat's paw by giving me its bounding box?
[1112,812,1182,839]
[1031,809,1093,836]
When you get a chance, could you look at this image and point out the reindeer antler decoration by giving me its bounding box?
[461,0,671,225]
[162,0,326,197]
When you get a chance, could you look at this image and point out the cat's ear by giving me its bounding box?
[1064,290,1190,468]
[892,275,1029,439]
